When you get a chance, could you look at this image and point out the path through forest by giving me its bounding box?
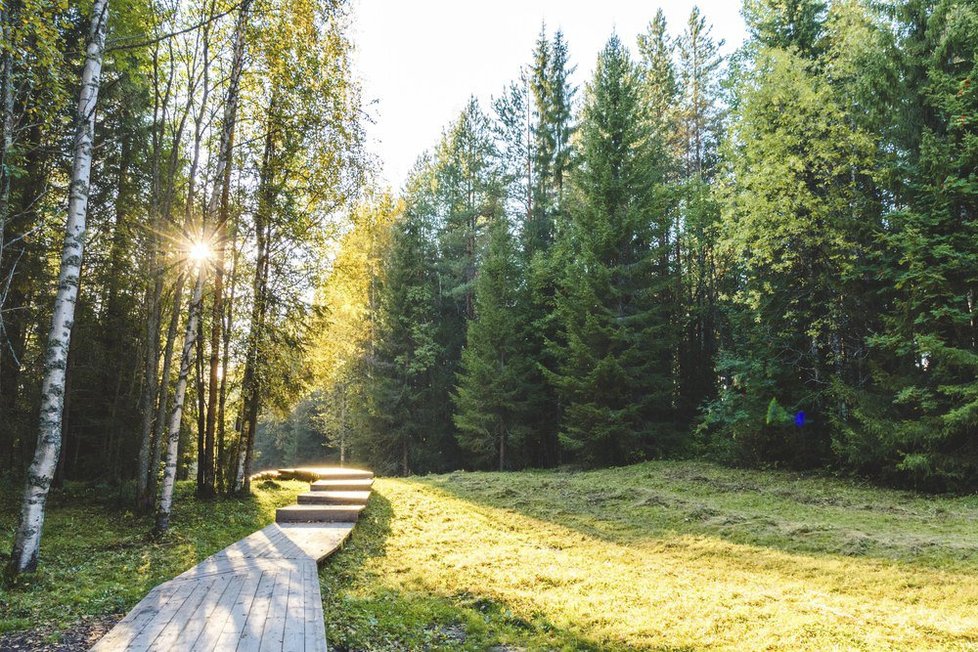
[89,468,373,651]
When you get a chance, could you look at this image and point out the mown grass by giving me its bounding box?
[1,463,977,650]
[321,461,978,651]
[0,479,306,636]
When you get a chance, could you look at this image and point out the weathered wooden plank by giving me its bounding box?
[276,523,353,563]
[235,570,280,652]
[297,491,370,505]
[151,574,229,650]
[281,565,306,652]
[258,569,293,652]
[168,573,235,649]
[199,573,265,652]
[187,573,250,652]
[303,561,328,652]
[89,582,183,651]
[275,504,363,523]
[123,579,203,651]
[310,478,373,492]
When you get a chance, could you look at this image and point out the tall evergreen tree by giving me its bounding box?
[839,0,978,489]
[550,36,676,467]
[705,37,877,466]
[365,170,442,476]
[453,217,533,470]
[674,8,727,424]
[521,28,576,467]
[743,0,828,57]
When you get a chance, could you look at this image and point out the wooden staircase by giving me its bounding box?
[274,468,373,524]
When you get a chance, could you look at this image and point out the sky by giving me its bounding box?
[350,0,748,191]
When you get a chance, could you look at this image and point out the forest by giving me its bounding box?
[0,0,976,578]
[313,0,978,491]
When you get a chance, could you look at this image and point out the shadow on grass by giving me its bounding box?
[406,462,978,573]
[318,487,702,652]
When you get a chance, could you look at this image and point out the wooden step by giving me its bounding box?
[275,504,365,523]
[311,478,373,492]
[298,491,371,506]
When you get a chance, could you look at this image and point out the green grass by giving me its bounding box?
[0,479,306,635]
[2,462,978,650]
[321,461,978,651]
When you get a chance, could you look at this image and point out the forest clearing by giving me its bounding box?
[3,461,978,650]
[1,0,976,648]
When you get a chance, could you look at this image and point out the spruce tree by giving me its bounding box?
[840,0,978,489]
[522,28,576,467]
[705,41,877,466]
[364,168,442,475]
[550,36,676,467]
[453,217,533,470]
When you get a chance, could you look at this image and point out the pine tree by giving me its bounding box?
[453,217,533,470]
[521,28,576,467]
[550,36,676,467]
[674,8,726,424]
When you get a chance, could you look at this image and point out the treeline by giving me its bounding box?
[313,0,978,491]
[2,0,364,573]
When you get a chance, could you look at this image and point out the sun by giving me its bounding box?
[188,241,212,263]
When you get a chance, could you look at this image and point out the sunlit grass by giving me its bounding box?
[0,479,306,634]
[322,461,978,651]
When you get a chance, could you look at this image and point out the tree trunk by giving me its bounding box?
[200,0,250,498]
[148,273,185,502]
[217,234,239,494]
[235,93,274,494]
[194,311,206,493]
[155,270,204,534]
[7,0,109,576]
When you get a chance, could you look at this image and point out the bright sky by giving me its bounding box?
[350,1,748,191]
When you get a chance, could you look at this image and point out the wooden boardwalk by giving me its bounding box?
[91,468,373,652]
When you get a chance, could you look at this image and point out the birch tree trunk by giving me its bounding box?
[155,271,203,534]
[6,0,109,576]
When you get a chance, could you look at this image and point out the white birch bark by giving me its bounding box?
[7,0,109,575]
[155,270,204,533]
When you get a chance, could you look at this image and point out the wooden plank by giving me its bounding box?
[276,523,353,562]
[281,565,306,652]
[89,582,183,651]
[168,573,235,649]
[151,574,229,650]
[187,573,250,652]
[275,504,363,523]
[235,570,279,652]
[201,572,266,652]
[258,569,293,652]
[123,579,203,651]
[303,560,328,652]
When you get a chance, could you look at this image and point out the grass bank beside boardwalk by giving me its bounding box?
[1,462,978,650]
[322,461,978,651]
[0,480,307,638]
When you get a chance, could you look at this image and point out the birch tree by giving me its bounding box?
[154,0,251,532]
[6,0,109,576]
